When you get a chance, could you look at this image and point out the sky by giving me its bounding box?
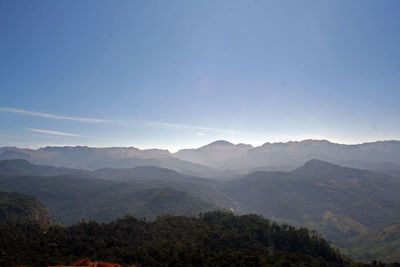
[0,0,399,151]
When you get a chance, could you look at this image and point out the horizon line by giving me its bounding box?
[1,138,398,153]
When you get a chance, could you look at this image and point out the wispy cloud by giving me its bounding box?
[25,128,93,138]
[0,107,114,124]
[146,121,237,135]
[197,132,205,136]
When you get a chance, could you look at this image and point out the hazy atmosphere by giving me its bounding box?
[1,0,400,151]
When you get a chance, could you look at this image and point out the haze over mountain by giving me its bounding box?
[2,139,399,178]
[0,145,220,177]
[175,139,400,176]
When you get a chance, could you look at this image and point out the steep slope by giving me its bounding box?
[221,159,400,246]
[0,190,51,224]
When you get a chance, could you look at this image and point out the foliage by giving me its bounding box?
[0,190,51,224]
[0,211,356,266]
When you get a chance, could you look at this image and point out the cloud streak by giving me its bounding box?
[25,128,93,138]
[0,107,114,124]
[145,121,238,135]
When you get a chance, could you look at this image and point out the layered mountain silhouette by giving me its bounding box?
[3,139,399,178]
[176,139,400,176]
[0,146,220,177]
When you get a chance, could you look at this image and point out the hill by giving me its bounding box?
[0,190,51,224]
[221,159,400,247]
[0,211,352,266]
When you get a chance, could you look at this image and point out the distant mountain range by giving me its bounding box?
[1,139,400,178]
[0,145,220,177]
[175,139,400,177]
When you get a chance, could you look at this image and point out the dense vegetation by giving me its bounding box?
[0,190,51,224]
[0,211,355,266]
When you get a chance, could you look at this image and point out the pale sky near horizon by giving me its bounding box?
[1,0,400,152]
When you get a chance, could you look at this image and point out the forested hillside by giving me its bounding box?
[0,190,51,224]
[0,211,353,266]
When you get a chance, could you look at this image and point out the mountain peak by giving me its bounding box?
[298,139,332,145]
[206,140,235,147]
[294,159,342,173]
[303,159,335,167]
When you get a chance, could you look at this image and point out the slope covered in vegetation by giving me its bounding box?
[0,211,353,266]
[0,190,51,224]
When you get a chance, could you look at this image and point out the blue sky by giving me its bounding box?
[1,0,399,151]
